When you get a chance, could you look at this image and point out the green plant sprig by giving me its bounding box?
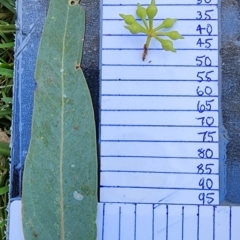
[120,0,184,61]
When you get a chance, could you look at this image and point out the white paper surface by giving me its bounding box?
[100,0,219,206]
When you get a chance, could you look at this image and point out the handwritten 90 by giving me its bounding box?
[196,0,216,205]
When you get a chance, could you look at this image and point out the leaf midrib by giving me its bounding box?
[60,5,70,240]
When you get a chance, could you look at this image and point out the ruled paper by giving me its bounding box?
[100,0,219,205]
[96,204,240,240]
[10,202,240,240]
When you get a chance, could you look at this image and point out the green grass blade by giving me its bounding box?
[0,32,10,42]
[0,185,8,195]
[0,109,11,117]
[0,67,13,77]
[0,42,14,48]
[0,0,15,13]
[0,23,15,33]
[0,220,7,228]
[0,58,7,64]
[0,142,10,156]
[0,12,12,19]
[1,96,12,104]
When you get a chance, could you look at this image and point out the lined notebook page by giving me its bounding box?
[96,204,240,240]
[100,0,219,205]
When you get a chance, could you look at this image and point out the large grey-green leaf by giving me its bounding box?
[21,0,98,239]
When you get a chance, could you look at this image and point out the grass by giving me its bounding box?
[0,0,15,239]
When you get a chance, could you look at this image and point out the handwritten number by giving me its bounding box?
[196,24,212,35]
[205,10,214,19]
[197,71,204,81]
[198,131,216,142]
[196,86,212,96]
[196,25,205,35]
[197,164,204,174]
[197,38,204,47]
[197,0,212,4]
[196,10,214,20]
[205,164,214,174]
[199,178,213,189]
[205,71,214,81]
[196,116,214,126]
[197,99,214,113]
[196,2,215,205]
[196,38,212,48]
[204,178,210,189]
[198,148,213,158]
[198,193,205,204]
[206,193,215,204]
[199,178,205,189]
[206,24,212,35]
[196,11,202,20]
[196,56,212,66]
[198,193,215,205]
[197,163,214,174]
[197,71,214,82]
[205,38,212,48]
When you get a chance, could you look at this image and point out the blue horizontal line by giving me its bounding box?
[102,94,218,97]
[99,201,219,206]
[103,19,218,21]
[103,48,218,51]
[103,34,218,37]
[102,64,218,67]
[101,170,219,175]
[103,4,218,6]
[102,109,219,112]
[101,79,219,82]
[101,140,218,143]
[100,185,219,191]
[101,155,219,160]
[101,124,218,128]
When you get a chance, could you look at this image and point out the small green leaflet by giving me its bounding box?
[21,0,98,239]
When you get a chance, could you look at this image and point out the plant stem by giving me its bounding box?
[146,35,152,49]
[154,35,163,43]
[142,35,152,61]
[143,19,149,30]
[155,31,168,36]
[153,25,163,32]
[149,18,153,31]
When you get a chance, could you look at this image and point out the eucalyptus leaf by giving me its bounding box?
[21,1,98,239]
